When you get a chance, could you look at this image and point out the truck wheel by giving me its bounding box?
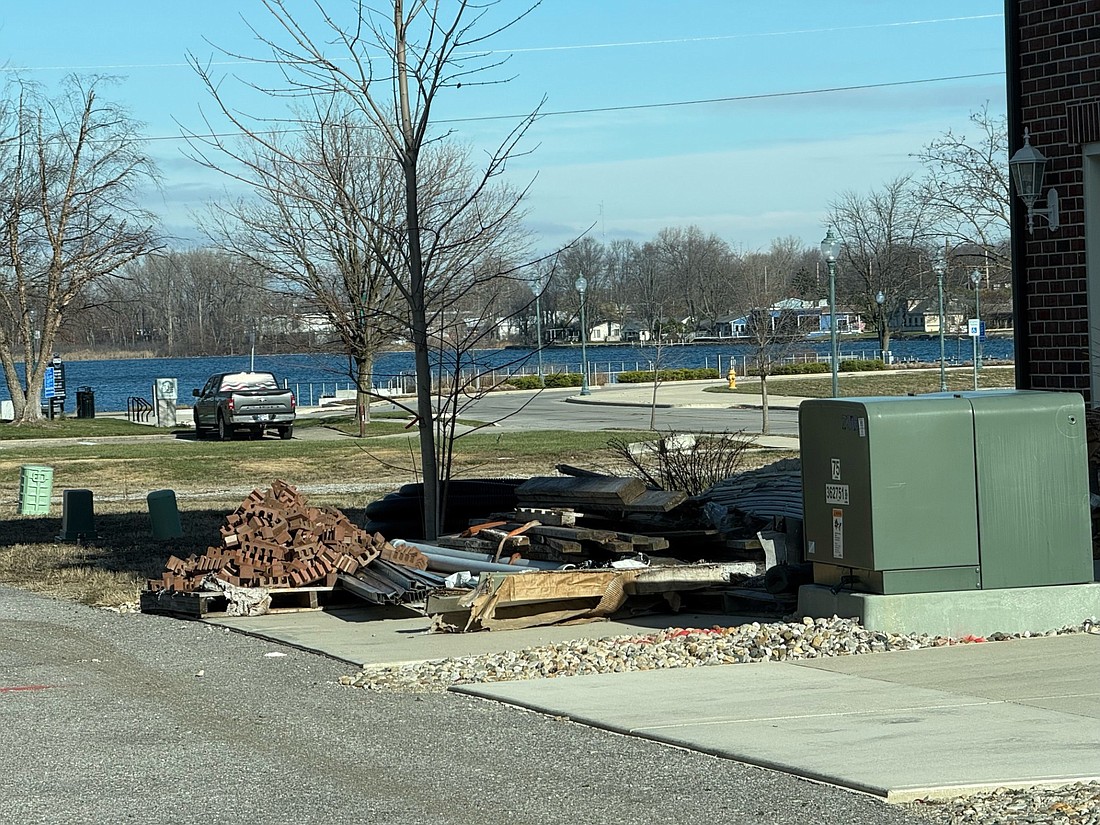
[217,413,231,441]
[279,424,294,440]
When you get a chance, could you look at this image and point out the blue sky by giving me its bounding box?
[2,1,1006,253]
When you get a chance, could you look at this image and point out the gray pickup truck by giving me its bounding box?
[192,371,296,440]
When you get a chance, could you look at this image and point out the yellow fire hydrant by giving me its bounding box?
[727,365,737,389]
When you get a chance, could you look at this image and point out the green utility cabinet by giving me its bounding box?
[799,390,1092,594]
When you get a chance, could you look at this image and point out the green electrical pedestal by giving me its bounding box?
[799,390,1093,595]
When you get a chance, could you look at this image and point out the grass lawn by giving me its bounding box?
[708,365,1017,398]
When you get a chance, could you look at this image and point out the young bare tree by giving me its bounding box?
[189,0,545,537]
[0,77,158,422]
[827,176,937,356]
[734,242,805,435]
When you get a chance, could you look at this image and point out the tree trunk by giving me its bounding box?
[760,374,770,435]
[355,353,373,436]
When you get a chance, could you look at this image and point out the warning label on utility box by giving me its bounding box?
[832,508,844,559]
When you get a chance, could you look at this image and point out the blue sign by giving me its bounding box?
[44,366,56,399]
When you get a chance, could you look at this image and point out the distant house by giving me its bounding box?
[621,321,653,343]
[588,320,622,342]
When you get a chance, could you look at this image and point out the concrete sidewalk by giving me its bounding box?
[211,604,1100,802]
[453,631,1100,801]
[562,378,806,411]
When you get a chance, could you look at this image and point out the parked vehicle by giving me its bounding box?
[192,371,296,440]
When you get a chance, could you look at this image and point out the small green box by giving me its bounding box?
[18,465,54,515]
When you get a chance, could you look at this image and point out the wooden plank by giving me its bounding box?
[616,489,687,513]
[514,507,577,527]
[515,476,647,506]
[140,586,334,618]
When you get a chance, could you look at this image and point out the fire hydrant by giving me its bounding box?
[727,365,737,389]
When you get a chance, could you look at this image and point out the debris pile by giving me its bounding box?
[142,480,445,616]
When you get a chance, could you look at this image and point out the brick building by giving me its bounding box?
[1006,2,1100,400]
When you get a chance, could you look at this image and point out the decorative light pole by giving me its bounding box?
[970,269,982,390]
[933,258,947,391]
[575,275,591,396]
[820,229,841,398]
[533,274,547,387]
[875,290,886,363]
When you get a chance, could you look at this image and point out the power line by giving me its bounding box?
[140,71,1006,143]
[426,72,1008,125]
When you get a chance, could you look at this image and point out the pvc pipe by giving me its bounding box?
[391,539,560,570]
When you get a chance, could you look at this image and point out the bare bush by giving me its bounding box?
[606,432,756,496]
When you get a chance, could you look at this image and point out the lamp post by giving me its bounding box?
[970,269,982,390]
[875,290,885,363]
[575,275,591,396]
[533,274,546,387]
[820,229,841,398]
[933,258,947,391]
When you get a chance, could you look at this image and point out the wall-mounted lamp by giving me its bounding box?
[1008,128,1059,233]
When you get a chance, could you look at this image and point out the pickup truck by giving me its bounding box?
[192,371,296,440]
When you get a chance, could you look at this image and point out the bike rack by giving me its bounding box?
[127,396,153,423]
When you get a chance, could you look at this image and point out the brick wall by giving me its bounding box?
[1010,1,1100,398]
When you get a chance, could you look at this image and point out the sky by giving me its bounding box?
[1,1,1008,254]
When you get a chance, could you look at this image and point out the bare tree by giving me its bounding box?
[0,76,158,421]
[827,177,937,356]
[194,106,407,433]
[188,0,546,538]
[734,242,805,435]
[648,226,733,334]
[913,104,1010,266]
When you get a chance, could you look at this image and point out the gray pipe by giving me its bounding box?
[389,539,558,572]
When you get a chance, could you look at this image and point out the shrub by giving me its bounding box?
[616,367,720,383]
[543,372,583,388]
[507,375,543,390]
[606,430,755,496]
[840,359,886,372]
[771,362,830,375]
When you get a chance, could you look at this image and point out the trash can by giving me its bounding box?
[58,489,96,541]
[76,386,95,419]
[147,489,182,539]
[18,465,54,515]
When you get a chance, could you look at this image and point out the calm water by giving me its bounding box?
[2,337,1015,413]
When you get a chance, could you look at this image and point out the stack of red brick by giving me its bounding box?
[148,479,409,592]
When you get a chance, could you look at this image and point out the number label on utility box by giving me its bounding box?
[825,484,849,505]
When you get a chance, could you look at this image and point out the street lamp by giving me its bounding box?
[532,274,547,387]
[575,275,591,396]
[1008,128,1060,233]
[970,269,982,390]
[875,290,885,363]
[820,228,841,398]
[933,258,947,391]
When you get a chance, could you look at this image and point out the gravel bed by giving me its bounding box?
[906,782,1100,824]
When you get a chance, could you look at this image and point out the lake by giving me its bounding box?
[1,337,1015,414]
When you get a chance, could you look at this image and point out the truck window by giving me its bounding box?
[219,372,279,392]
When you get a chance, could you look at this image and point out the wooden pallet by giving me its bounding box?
[140,586,337,619]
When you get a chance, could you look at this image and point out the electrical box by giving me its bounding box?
[799,390,1093,594]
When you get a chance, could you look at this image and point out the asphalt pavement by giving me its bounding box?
[0,586,926,825]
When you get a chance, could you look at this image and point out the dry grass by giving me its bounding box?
[0,429,660,608]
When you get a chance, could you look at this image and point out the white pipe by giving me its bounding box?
[393,539,559,570]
